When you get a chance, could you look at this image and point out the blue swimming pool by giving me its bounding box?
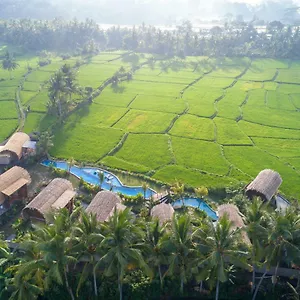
[41,160,156,198]
[173,197,218,221]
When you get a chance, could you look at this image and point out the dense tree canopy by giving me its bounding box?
[1,18,300,59]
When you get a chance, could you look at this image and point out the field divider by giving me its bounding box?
[236,91,249,122]
[110,109,131,128]
[219,144,252,179]
[165,105,189,134]
[96,132,129,163]
[235,60,252,80]
[126,94,138,108]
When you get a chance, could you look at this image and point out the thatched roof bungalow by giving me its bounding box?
[0,132,30,164]
[218,204,251,245]
[151,203,174,225]
[245,169,282,202]
[0,166,31,207]
[22,178,75,221]
[86,191,126,222]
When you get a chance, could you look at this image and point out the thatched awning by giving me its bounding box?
[23,178,75,219]
[218,204,251,245]
[51,190,76,209]
[0,166,31,201]
[0,132,30,159]
[86,191,123,222]
[2,178,29,196]
[246,169,282,201]
[151,203,174,225]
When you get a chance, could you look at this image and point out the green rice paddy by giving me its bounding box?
[2,51,300,198]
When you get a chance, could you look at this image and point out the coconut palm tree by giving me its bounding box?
[194,186,208,198]
[170,181,185,204]
[165,214,196,294]
[145,219,169,287]
[253,209,300,300]
[71,210,104,297]
[98,171,105,189]
[195,215,250,300]
[67,157,76,174]
[95,208,151,300]
[142,182,148,200]
[1,51,19,79]
[36,131,54,158]
[244,197,271,293]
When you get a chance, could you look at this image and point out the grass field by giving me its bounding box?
[3,51,300,198]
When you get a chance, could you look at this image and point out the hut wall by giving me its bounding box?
[245,190,267,202]
[22,208,44,221]
[0,193,5,205]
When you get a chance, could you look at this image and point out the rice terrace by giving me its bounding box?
[1,46,300,198]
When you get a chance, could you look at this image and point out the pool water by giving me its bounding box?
[41,160,156,198]
[173,197,218,221]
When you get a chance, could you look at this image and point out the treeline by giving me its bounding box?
[1,198,300,300]
[1,19,300,59]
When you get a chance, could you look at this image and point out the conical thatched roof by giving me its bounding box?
[86,191,124,222]
[0,166,31,200]
[218,204,251,245]
[151,203,174,225]
[0,132,30,159]
[246,169,282,201]
[23,178,75,219]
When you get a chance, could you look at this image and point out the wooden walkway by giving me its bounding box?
[151,191,169,203]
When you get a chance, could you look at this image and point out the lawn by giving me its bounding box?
[23,112,46,133]
[170,114,215,140]
[267,91,295,111]
[114,134,172,170]
[214,117,252,145]
[153,165,237,188]
[0,86,16,100]
[67,104,129,128]
[23,81,42,92]
[243,106,300,129]
[171,136,230,175]
[130,95,186,114]
[94,89,137,107]
[253,137,300,158]
[246,89,266,107]
[217,88,246,119]
[238,121,300,139]
[26,70,53,83]
[0,101,18,119]
[0,119,18,142]
[242,59,279,81]
[194,76,235,89]
[184,87,222,117]
[51,125,124,162]
[113,109,176,133]
[20,90,38,105]
[28,91,48,112]
[101,156,151,173]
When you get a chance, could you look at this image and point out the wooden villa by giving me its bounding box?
[22,178,75,221]
[0,166,31,208]
[86,191,126,222]
[245,169,282,202]
[151,203,174,225]
[0,132,30,165]
[218,204,251,245]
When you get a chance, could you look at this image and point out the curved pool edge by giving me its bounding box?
[172,197,218,221]
[40,159,158,198]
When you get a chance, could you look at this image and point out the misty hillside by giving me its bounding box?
[1,0,300,25]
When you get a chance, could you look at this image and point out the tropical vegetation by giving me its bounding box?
[1,197,300,300]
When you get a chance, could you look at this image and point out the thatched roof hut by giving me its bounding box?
[151,203,174,225]
[245,169,282,202]
[0,166,31,204]
[0,132,30,160]
[23,178,75,221]
[218,204,251,245]
[86,191,125,222]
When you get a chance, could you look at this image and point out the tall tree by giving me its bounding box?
[195,215,250,300]
[1,51,19,79]
[95,208,151,300]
